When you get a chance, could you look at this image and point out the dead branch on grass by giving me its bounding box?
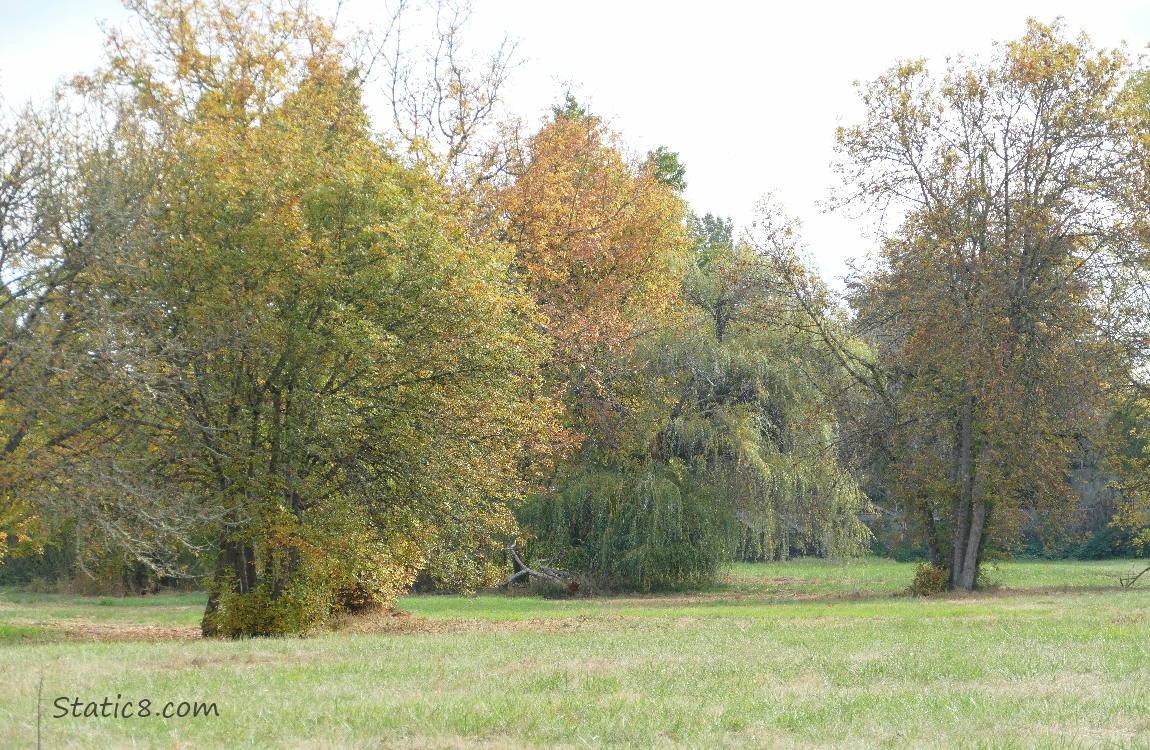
[502,545,578,592]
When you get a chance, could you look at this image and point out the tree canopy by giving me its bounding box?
[828,19,1150,589]
[6,6,1150,623]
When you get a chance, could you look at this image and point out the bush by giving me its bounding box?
[202,503,422,637]
[1074,526,1141,560]
[910,563,950,596]
[202,584,324,638]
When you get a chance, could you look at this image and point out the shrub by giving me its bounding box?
[1074,526,1140,560]
[910,563,950,596]
[202,503,421,637]
[202,584,319,638]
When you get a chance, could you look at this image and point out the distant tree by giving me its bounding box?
[504,128,871,586]
[497,107,686,452]
[657,209,871,561]
[550,92,588,121]
[499,110,742,589]
[0,76,215,575]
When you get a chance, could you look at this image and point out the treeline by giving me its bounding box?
[3,3,1150,635]
[0,1,868,635]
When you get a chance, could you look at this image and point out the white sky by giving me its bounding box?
[3,1,1150,285]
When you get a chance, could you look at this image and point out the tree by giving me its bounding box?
[0,76,216,577]
[497,104,686,452]
[498,106,736,589]
[0,100,80,562]
[651,211,871,562]
[833,20,1147,590]
[646,146,686,193]
[3,0,559,634]
[502,112,870,585]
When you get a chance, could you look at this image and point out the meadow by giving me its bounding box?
[1,557,1148,749]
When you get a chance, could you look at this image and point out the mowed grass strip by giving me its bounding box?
[0,589,206,628]
[0,559,1147,749]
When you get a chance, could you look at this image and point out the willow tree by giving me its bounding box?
[646,213,871,562]
[836,20,1147,590]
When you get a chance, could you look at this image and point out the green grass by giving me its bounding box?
[0,623,50,643]
[0,588,206,629]
[720,556,1147,596]
[1,559,1149,748]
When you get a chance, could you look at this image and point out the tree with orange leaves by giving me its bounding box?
[497,100,687,453]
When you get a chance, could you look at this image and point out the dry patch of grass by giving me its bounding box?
[45,622,201,642]
[330,605,628,637]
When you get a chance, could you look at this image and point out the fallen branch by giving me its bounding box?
[502,545,577,591]
[1119,565,1150,589]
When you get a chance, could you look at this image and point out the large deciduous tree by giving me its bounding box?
[3,0,558,634]
[0,74,207,574]
[836,20,1149,590]
[497,108,729,589]
[501,108,871,587]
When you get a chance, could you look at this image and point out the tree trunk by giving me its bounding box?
[270,545,300,601]
[949,391,975,588]
[201,534,257,637]
[962,456,993,590]
[950,438,991,592]
[510,546,528,584]
[957,499,986,591]
[923,506,941,568]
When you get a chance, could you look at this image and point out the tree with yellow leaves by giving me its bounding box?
[498,101,687,453]
[3,0,560,634]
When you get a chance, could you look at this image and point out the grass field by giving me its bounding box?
[1,557,1148,749]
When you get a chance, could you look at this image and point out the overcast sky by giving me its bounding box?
[3,1,1150,285]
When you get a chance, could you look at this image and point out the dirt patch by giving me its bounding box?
[30,608,620,641]
[329,607,626,637]
[47,622,202,642]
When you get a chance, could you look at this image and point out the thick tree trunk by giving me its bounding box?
[959,449,992,591]
[948,433,993,592]
[957,499,986,591]
[946,390,994,592]
[949,392,975,588]
[201,534,258,637]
